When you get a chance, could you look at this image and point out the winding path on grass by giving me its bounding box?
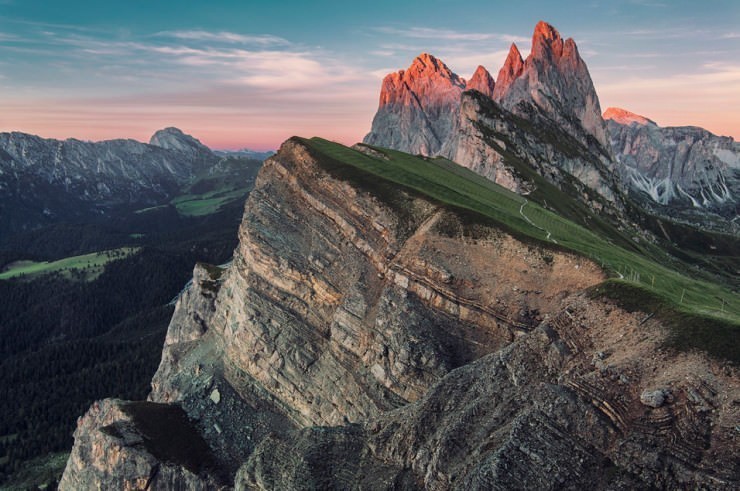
[519,199,557,244]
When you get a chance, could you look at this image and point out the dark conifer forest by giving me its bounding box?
[0,167,258,486]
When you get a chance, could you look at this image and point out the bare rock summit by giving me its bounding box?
[466,65,496,98]
[494,21,610,150]
[364,53,466,156]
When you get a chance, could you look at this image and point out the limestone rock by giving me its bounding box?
[364,22,621,210]
[466,65,495,99]
[492,43,525,101]
[603,107,656,127]
[58,399,223,490]
[441,90,622,208]
[494,21,610,151]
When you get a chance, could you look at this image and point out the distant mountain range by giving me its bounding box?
[214,148,275,161]
[0,128,271,237]
[364,21,739,231]
[0,126,268,488]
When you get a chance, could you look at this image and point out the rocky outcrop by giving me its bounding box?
[62,138,739,489]
[605,107,739,214]
[494,21,610,151]
[58,399,223,490]
[492,43,524,101]
[441,90,622,212]
[363,53,466,156]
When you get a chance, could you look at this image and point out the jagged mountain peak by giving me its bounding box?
[377,54,465,107]
[492,43,525,100]
[603,107,656,127]
[149,127,211,155]
[366,20,609,162]
[409,53,452,75]
[495,21,609,149]
[532,20,564,58]
[533,20,560,41]
[466,65,496,98]
[365,52,466,155]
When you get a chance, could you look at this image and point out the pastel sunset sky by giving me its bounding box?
[0,0,738,150]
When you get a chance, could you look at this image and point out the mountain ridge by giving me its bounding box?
[0,127,220,236]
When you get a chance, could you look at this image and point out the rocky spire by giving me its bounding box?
[466,65,495,99]
[492,43,524,101]
[531,20,564,59]
[494,21,610,150]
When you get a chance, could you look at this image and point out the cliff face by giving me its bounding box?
[61,139,739,489]
[441,90,621,209]
[604,108,739,214]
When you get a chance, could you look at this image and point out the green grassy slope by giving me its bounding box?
[298,137,738,360]
[0,247,139,281]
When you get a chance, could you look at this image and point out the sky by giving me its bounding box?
[0,0,738,150]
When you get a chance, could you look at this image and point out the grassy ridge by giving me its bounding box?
[0,247,139,281]
[299,137,738,330]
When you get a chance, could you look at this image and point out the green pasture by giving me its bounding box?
[0,247,140,281]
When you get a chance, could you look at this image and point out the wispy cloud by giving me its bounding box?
[0,25,380,147]
[0,27,365,91]
[376,26,528,44]
[157,30,290,46]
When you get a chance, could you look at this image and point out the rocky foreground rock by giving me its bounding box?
[60,138,739,489]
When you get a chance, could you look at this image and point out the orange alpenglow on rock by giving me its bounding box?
[377,53,465,108]
[466,65,496,99]
[603,107,657,126]
[492,43,524,101]
[365,53,466,155]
